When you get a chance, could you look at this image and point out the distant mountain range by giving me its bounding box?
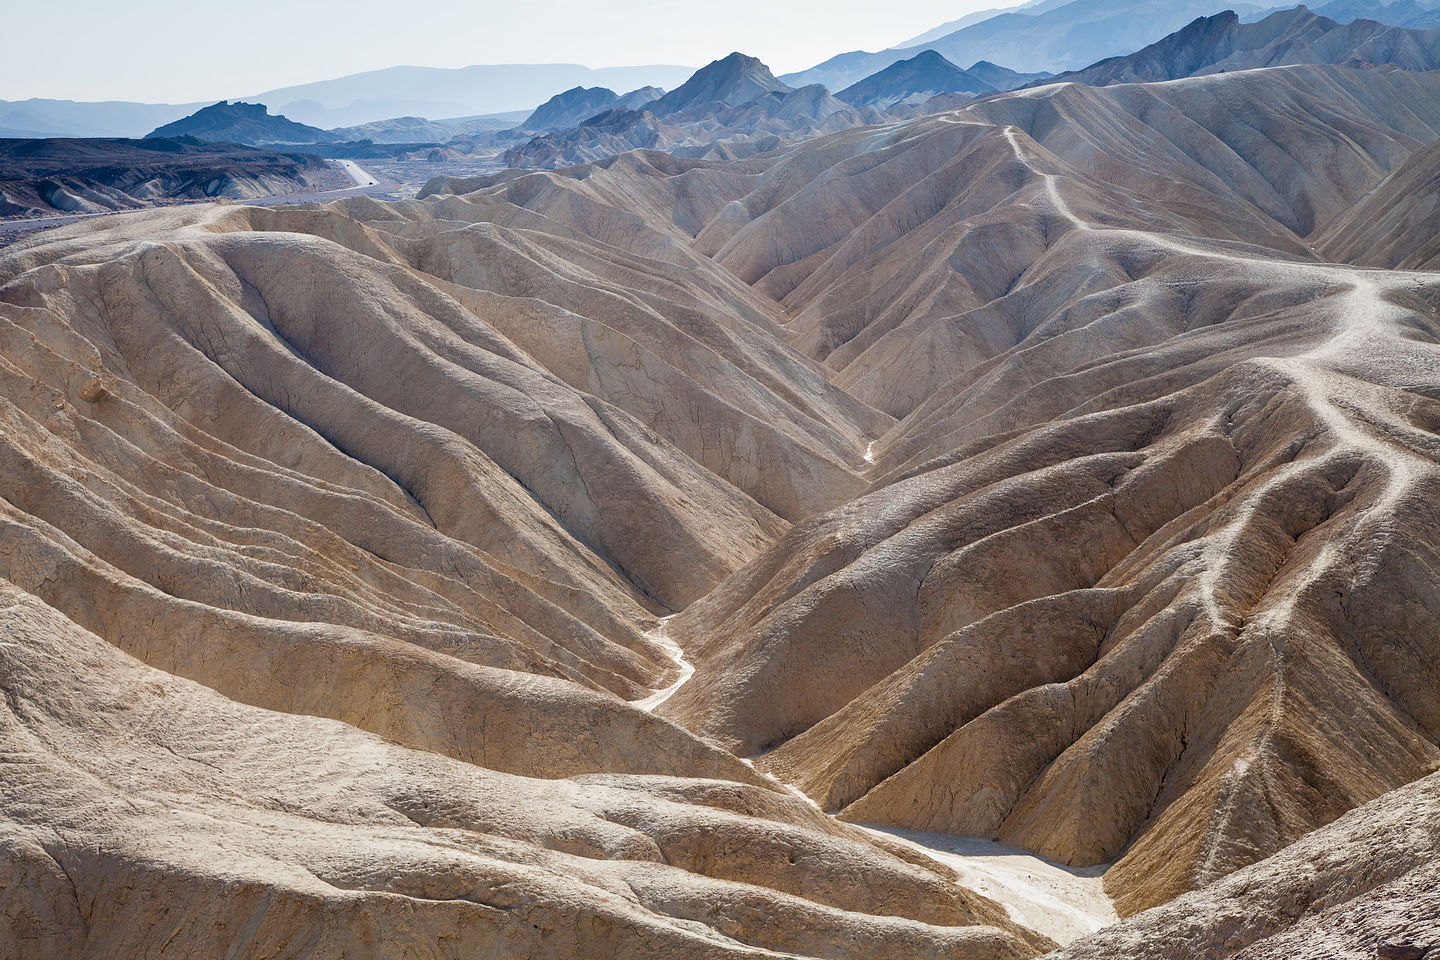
[895,0,1071,46]
[0,64,694,140]
[8,0,1440,147]
[782,0,1440,91]
[1047,6,1440,85]
[782,0,1277,89]
[0,99,205,139]
[500,3,1440,169]
[18,0,1440,158]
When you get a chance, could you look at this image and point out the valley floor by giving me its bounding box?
[861,828,1116,946]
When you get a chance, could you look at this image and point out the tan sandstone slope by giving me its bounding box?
[2,60,1439,958]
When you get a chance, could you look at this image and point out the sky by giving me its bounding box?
[1,0,1006,103]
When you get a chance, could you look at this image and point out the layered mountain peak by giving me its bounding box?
[522,85,622,132]
[650,52,792,115]
[837,50,996,108]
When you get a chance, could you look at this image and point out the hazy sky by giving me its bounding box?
[2,0,1006,103]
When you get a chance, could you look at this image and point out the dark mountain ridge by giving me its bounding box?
[836,51,997,108]
[145,100,335,146]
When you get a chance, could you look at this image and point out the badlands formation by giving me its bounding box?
[0,137,345,217]
[2,60,1440,959]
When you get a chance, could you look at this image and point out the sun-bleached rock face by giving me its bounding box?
[5,58,1440,959]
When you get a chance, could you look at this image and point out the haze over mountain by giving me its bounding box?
[0,98,205,139]
[0,64,695,142]
[784,0,1274,89]
[326,111,528,144]
[9,1,1440,145]
[896,0,1071,46]
[1310,0,1440,26]
[250,63,697,128]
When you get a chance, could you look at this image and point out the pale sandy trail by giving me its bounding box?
[633,617,692,711]
[857,826,1116,946]
[1032,165,1434,628]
